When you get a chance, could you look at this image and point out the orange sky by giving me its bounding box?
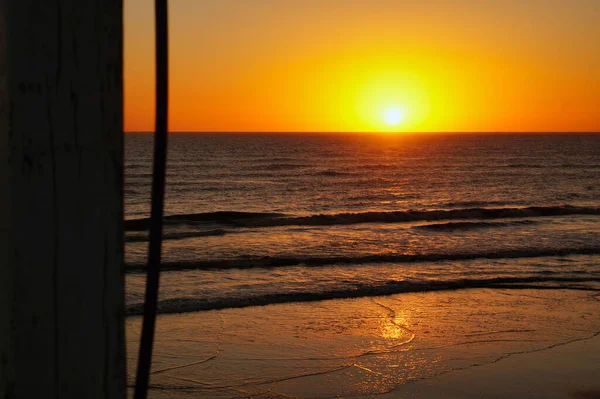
[125,0,600,133]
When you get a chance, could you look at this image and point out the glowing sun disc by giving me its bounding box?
[383,108,405,126]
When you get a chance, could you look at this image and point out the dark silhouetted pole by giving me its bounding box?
[134,0,169,397]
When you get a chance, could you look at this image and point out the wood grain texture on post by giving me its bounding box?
[0,1,125,397]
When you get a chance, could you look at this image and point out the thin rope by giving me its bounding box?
[134,0,169,397]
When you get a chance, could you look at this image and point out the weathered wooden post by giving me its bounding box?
[0,1,126,397]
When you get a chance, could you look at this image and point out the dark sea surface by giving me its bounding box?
[124,133,600,315]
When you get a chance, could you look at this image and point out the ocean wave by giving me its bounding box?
[123,180,151,188]
[360,163,396,170]
[313,169,355,177]
[124,188,143,196]
[232,205,600,228]
[125,275,600,315]
[441,200,521,208]
[124,164,150,170]
[413,220,538,231]
[125,229,228,243]
[125,211,285,231]
[503,164,547,169]
[126,247,600,272]
[562,163,600,169]
[502,163,600,169]
[248,163,313,171]
[124,205,600,231]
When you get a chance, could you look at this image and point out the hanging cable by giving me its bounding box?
[134,0,169,398]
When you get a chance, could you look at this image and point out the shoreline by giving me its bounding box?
[126,288,600,398]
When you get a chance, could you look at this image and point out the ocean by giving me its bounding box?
[124,133,600,397]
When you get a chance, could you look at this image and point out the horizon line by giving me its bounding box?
[124,130,600,134]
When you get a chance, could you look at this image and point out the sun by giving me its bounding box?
[383,107,405,126]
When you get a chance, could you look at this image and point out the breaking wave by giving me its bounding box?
[413,220,538,231]
[126,247,600,272]
[125,211,285,231]
[125,229,228,243]
[313,169,355,176]
[124,205,600,231]
[125,275,600,315]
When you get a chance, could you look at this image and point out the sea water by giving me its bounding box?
[124,133,600,397]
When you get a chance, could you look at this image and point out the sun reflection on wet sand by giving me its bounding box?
[126,287,600,398]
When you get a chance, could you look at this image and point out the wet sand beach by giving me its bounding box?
[126,288,600,398]
[379,331,600,399]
